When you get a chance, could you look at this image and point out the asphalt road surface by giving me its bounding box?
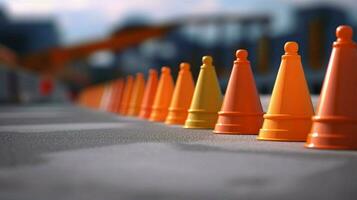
[1,96,356,200]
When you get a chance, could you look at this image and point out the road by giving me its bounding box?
[0,96,356,200]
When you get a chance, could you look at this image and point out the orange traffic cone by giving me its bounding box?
[127,73,145,116]
[115,79,126,113]
[80,87,91,108]
[139,69,159,119]
[165,63,195,125]
[100,82,114,111]
[258,42,314,141]
[109,79,125,113]
[306,25,357,150]
[184,56,223,129]
[77,87,90,106]
[119,75,134,115]
[149,67,174,122]
[89,85,105,109]
[214,50,264,134]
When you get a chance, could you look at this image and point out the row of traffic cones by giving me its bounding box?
[78,25,357,151]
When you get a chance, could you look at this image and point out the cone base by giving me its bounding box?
[165,112,187,125]
[258,129,307,142]
[305,138,357,150]
[127,112,139,117]
[213,114,263,135]
[184,119,216,129]
[149,109,168,122]
[149,113,167,122]
[304,116,357,150]
[139,108,151,119]
[184,111,218,129]
[258,115,312,141]
[213,124,259,135]
[127,108,139,116]
[149,117,166,122]
[139,114,149,119]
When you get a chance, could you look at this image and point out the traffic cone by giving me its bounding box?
[100,82,115,111]
[109,79,125,113]
[165,62,195,125]
[149,67,174,122]
[184,56,223,129]
[90,84,105,109]
[306,25,357,150]
[257,42,314,141]
[119,75,134,115]
[127,73,145,116]
[214,50,264,134]
[80,88,89,107]
[139,69,159,119]
[107,79,123,113]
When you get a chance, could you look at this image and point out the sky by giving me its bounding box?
[0,0,356,45]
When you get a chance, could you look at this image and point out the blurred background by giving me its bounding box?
[0,0,356,104]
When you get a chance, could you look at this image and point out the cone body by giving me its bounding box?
[106,79,123,113]
[165,63,195,125]
[149,67,174,122]
[112,79,125,113]
[214,50,263,134]
[119,76,134,115]
[139,69,159,119]
[306,25,357,150]
[79,85,105,109]
[107,83,116,111]
[99,83,113,111]
[184,56,223,129]
[258,42,314,141]
[86,85,105,109]
[107,80,118,112]
[127,73,145,116]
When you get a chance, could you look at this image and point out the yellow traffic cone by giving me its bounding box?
[184,56,223,129]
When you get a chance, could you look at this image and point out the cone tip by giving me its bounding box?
[161,66,171,73]
[180,62,190,71]
[235,49,248,60]
[149,69,157,75]
[202,56,213,65]
[136,72,144,78]
[336,25,353,41]
[284,42,298,54]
